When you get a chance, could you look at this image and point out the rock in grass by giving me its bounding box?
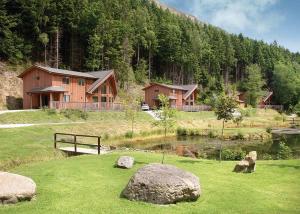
[0,172,36,205]
[116,156,134,169]
[233,151,257,173]
[122,163,201,204]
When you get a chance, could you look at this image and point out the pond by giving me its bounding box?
[119,132,300,160]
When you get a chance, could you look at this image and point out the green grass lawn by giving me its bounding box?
[0,152,299,214]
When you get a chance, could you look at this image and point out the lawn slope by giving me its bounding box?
[0,152,299,214]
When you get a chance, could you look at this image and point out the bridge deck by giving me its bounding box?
[58,147,110,155]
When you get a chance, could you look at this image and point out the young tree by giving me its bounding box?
[215,94,237,162]
[153,94,176,164]
[121,92,141,137]
[244,64,265,107]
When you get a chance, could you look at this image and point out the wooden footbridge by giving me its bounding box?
[54,133,109,155]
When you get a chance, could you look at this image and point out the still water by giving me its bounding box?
[119,133,300,160]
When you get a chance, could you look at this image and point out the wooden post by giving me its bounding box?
[50,93,53,109]
[54,133,57,149]
[97,137,101,155]
[40,94,42,108]
[74,135,77,153]
[30,94,33,109]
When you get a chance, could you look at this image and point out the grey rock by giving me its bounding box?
[116,156,134,169]
[122,163,201,204]
[233,151,257,173]
[0,172,36,205]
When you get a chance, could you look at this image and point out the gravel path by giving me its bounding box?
[0,122,86,129]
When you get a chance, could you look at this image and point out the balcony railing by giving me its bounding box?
[50,101,124,111]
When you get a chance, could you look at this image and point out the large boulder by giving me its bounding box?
[0,172,36,205]
[122,163,201,204]
[116,156,134,169]
[233,151,257,173]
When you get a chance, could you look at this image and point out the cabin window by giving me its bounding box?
[92,96,98,103]
[185,102,189,105]
[101,96,107,103]
[36,76,40,80]
[94,88,98,94]
[78,79,85,86]
[190,102,194,106]
[63,95,70,102]
[172,89,176,94]
[62,77,70,84]
[155,89,159,93]
[101,84,107,94]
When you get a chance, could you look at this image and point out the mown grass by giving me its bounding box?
[0,152,299,214]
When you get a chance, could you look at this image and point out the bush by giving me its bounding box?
[221,148,246,160]
[236,131,245,140]
[189,129,200,136]
[241,107,256,117]
[294,102,300,117]
[125,131,133,139]
[60,109,88,120]
[277,142,292,160]
[262,153,273,160]
[208,130,217,138]
[266,127,272,133]
[176,127,188,136]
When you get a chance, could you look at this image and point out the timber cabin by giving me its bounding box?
[18,65,117,110]
[236,91,274,108]
[143,83,198,109]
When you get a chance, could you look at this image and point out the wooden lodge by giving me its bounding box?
[143,82,201,110]
[18,65,118,110]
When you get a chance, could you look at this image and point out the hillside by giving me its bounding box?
[0,62,23,109]
[0,0,299,108]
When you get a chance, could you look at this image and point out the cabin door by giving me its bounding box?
[42,94,49,107]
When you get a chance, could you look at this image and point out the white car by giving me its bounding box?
[141,104,150,111]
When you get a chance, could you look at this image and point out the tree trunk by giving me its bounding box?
[148,44,151,80]
[44,45,47,66]
[137,43,140,65]
[56,29,59,68]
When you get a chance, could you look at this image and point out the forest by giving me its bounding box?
[0,0,300,108]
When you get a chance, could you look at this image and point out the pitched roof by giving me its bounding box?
[262,91,273,103]
[86,70,115,94]
[18,65,97,79]
[143,82,198,100]
[28,86,66,93]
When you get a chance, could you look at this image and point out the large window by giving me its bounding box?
[78,79,85,86]
[63,95,70,102]
[101,96,107,103]
[101,84,107,94]
[63,77,70,84]
[92,96,98,103]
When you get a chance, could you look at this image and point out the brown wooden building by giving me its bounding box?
[18,65,117,110]
[143,83,198,109]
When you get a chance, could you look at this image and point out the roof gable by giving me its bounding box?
[87,70,116,94]
[143,82,198,100]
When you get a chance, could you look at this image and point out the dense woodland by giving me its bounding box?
[0,0,300,108]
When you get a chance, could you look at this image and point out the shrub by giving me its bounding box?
[241,107,256,117]
[60,109,88,120]
[266,127,272,133]
[221,148,246,160]
[176,127,188,136]
[236,131,245,140]
[189,129,200,136]
[262,153,273,160]
[277,142,292,160]
[46,108,56,115]
[294,102,300,117]
[125,131,133,138]
[208,130,217,138]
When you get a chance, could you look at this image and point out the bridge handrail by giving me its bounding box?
[54,133,101,155]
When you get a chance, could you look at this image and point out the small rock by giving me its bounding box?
[116,156,134,169]
[122,163,201,204]
[0,172,36,205]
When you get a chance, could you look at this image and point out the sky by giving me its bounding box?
[160,0,300,53]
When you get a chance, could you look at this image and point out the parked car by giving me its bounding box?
[141,104,150,111]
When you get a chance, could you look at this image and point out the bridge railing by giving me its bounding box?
[54,133,101,155]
